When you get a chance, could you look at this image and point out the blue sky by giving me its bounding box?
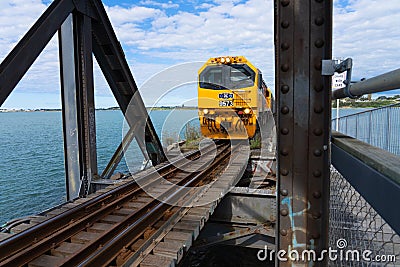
[0,0,399,109]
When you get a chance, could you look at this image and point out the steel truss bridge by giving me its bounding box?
[0,0,399,266]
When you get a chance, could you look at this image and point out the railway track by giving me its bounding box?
[0,140,243,267]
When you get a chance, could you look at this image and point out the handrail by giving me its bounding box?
[332,68,400,100]
[332,103,400,155]
[332,102,400,120]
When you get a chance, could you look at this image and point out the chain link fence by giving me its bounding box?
[329,167,400,266]
[332,103,400,155]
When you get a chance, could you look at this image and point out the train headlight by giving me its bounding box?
[226,57,231,63]
[203,108,209,115]
[220,57,225,63]
[244,108,251,114]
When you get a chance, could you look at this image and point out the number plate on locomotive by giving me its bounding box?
[218,93,234,99]
[219,100,233,107]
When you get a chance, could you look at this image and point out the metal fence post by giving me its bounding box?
[387,108,390,151]
[368,111,372,144]
[336,100,339,131]
[275,0,332,266]
[355,115,358,139]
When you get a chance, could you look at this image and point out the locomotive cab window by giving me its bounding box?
[262,83,270,98]
[199,64,255,90]
[258,73,262,90]
[229,65,255,89]
[199,67,225,89]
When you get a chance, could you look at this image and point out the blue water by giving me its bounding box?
[0,108,364,224]
[0,112,65,224]
[331,108,371,119]
[0,109,199,224]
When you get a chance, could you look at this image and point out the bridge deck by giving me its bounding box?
[0,143,255,266]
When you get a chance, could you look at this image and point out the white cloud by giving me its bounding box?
[0,0,60,96]
[195,3,215,10]
[0,0,48,60]
[105,5,162,25]
[140,0,179,9]
[108,0,275,85]
[333,0,400,79]
[1,0,399,108]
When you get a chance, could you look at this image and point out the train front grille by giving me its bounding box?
[233,91,251,107]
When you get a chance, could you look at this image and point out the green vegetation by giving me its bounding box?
[184,124,201,141]
[250,133,261,149]
[98,107,120,110]
[148,106,197,111]
[181,124,203,150]
[162,132,177,146]
[332,95,400,108]
[162,124,203,151]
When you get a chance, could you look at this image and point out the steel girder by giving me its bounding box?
[0,0,167,200]
[275,0,332,266]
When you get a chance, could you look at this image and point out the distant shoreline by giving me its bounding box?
[332,101,399,109]
[332,96,399,109]
[2,99,399,113]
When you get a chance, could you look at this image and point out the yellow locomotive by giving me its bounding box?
[198,56,273,140]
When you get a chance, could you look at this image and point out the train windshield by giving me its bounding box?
[199,64,255,90]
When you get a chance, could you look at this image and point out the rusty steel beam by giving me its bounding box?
[0,0,167,202]
[59,11,98,199]
[275,0,332,266]
[59,14,82,200]
[101,123,138,179]
[90,0,167,166]
[74,12,98,194]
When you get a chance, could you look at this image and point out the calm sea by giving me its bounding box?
[0,108,365,224]
[331,107,371,119]
[0,109,200,224]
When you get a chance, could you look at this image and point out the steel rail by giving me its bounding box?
[122,143,243,267]
[0,141,226,266]
[76,142,235,266]
[0,143,223,266]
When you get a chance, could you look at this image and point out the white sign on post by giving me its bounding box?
[332,72,347,90]
[332,72,346,131]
